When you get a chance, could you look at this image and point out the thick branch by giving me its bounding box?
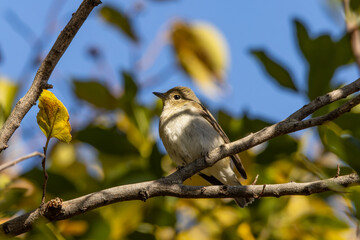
[1,174,358,237]
[0,0,102,152]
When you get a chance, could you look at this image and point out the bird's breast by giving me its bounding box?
[159,108,224,165]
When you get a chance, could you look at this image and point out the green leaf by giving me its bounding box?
[75,126,138,156]
[299,214,349,229]
[318,124,360,174]
[349,188,360,220]
[217,111,271,141]
[73,80,119,110]
[251,50,297,92]
[99,5,139,42]
[149,145,164,178]
[333,112,360,140]
[256,135,298,164]
[294,20,353,100]
[23,169,77,196]
[121,71,138,103]
[0,188,26,213]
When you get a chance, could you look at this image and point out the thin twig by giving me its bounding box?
[41,137,51,205]
[336,164,341,178]
[251,174,259,185]
[0,152,44,172]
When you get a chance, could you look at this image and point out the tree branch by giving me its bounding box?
[0,151,44,172]
[169,81,360,183]
[2,76,360,237]
[1,173,358,237]
[0,0,102,152]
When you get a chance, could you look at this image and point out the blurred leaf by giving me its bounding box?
[81,213,111,240]
[0,77,18,126]
[333,112,360,140]
[236,223,256,240]
[217,111,271,141]
[122,71,138,102]
[144,199,176,226]
[349,188,360,220]
[295,19,353,100]
[101,201,145,239]
[350,0,360,13]
[99,5,139,42]
[318,124,360,174]
[128,231,156,240]
[23,168,77,196]
[75,125,138,156]
[148,145,164,178]
[256,135,298,164]
[73,80,119,110]
[116,113,153,157]
[50,142,76,169]
[299,214,349,229]
[170,20,229,94]
[251,50,297,92]
[0,188,26,213]
[37,90,72,143]
[57,219,88,236]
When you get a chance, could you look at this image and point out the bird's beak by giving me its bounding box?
[153,92,166,100]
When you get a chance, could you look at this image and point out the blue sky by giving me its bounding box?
[0,0,358,157]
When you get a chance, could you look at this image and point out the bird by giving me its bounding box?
[153,86,253,207]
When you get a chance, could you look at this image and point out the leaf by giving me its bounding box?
[256,135,298,164]
[0,77,18,126]
[170,20,229,94]
[251,50,297,92]
[73,80,119,110]
[23,168,78,197]
[318,124,360,174]
[294,20,353,100]
[37,90,72,143]
[122,71,138,102]
[349,188,360,220]
[99,5,138,42]
[75,126,138,156]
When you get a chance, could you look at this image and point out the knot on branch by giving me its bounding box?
[139,189,149,202]
[220,185,228,194]
[43,197,63,219]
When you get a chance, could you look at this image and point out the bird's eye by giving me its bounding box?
[173,95,181,100]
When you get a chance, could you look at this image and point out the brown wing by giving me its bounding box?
[198,103,247,179]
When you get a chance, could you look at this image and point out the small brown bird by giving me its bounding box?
[153,86,253,207]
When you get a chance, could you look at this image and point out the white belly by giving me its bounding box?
[161,111,223,165]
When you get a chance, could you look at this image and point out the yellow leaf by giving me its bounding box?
[37,90,72,143]
[0,77,18,126]
[170,20,229,94]
[236,223,255,240]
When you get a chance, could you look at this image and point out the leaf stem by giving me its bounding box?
[41,136,51,205]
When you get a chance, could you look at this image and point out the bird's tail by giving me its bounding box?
[234,197,254,208]
[233,181,254,208]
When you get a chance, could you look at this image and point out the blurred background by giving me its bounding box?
[1,0,360,239]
